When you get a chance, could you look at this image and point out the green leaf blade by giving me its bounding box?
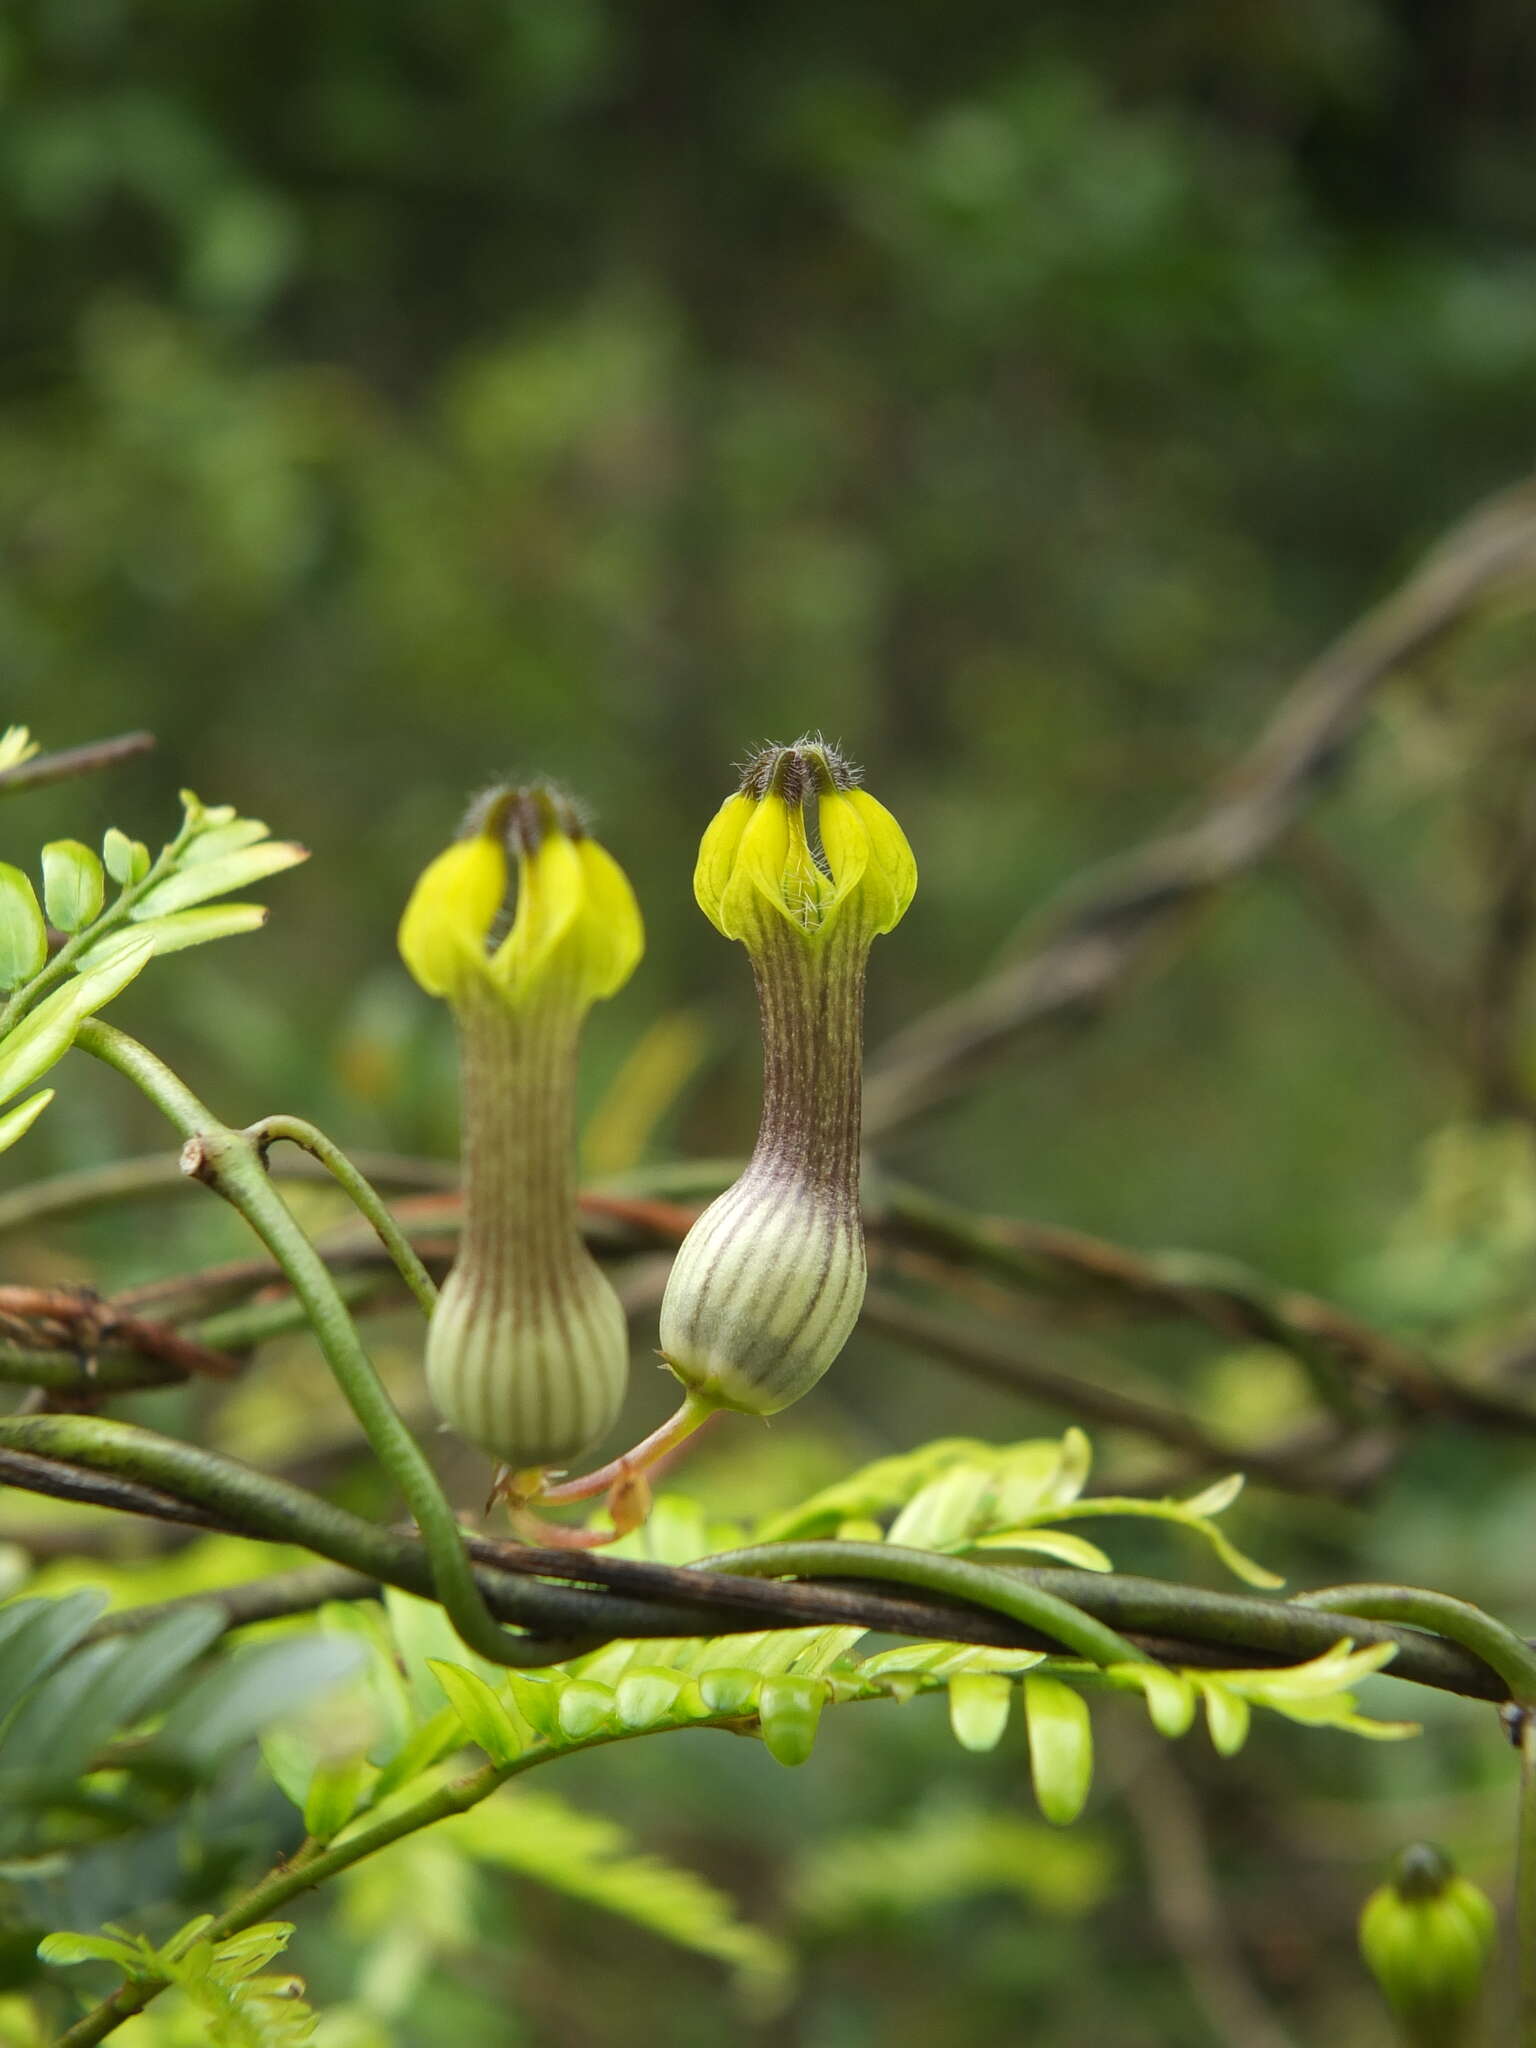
[428,1659,526,1765]
[948,1671,1013,1753]
[41,841,105,934]
[1024,1675,1094,1825]
[0,864,47,989]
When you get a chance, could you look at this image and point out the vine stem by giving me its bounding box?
[0,1413,1522,1697]
[0,1411,627,1651]
[1299,1584,1536,1706]
[73,1021,578,1670]
[243,1113,438,1317]
[701,1539,1150,1668]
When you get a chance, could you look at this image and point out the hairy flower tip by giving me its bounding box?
[398,782,642,1009]
[736,736,860,801]
[698,741,915,945]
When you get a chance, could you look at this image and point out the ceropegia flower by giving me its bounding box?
[658,739,915,1416]
[399,787,643,1471]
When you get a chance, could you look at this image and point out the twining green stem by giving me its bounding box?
[1299,1584,1536,1706]
[2,1406,1521,1699]
[701,1539,1149,1667]
[0,1347,197,1396]
[244,1114,438,1317]
[72,1021,595,1669]
[0,1410,620,1654]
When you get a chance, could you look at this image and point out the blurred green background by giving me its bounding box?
[5,3,1536,2043]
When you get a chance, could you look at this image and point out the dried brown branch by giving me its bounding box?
[1122,1735,1303,2048]
[877,1182,1536,1436]
[0,1284,239,1381]
[0,1147,458,1238]
[0,729,155,798]
[1466,706,1536,1117]
[857,1283,1356,1492]
[1282,825,1465,1061]
[863,478,1536,1139]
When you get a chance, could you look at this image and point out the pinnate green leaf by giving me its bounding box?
[132,841,307,918]
[0,1088,53,1154]
[102,827,150,885]
[0,1590,108,1727]
[0,864,47,989]
[449,1789,792,1999]
[948,1671,1013,1752]
[428,1659,526,1764]
[1113,1662,1198,1739]
[77,904,268,970]
[614,1668,684,1730]
[0,935,154,1106]
[758,1675,827,1766]
[303,1756,373,1840]
[151,1634,364,1770]
[1197,1678,1251,1756]
[42,840,105,933]
[1024,1674,1094,1825]
[556,1679,617,1743]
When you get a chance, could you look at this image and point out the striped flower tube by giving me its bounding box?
[398,787,642,1473]
[659,740,915,1416]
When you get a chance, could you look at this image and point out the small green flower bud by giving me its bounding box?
[398,787,643,1471]
[1359,1844,1496,2047]
[660,740,915,1416]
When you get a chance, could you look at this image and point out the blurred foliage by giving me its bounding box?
[5,1,1536,2043]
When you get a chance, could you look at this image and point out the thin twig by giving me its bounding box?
[0,1148,458,1238]
[863,478,1536,1138]
[1466,712,1536,1119]
[857,1284,1338,1490]
[0,1285,238,1381]
[878,1182,1536,1435]
[0,730,154,798]
[244,1114,439,1317]
[1282,826,1464,1062]
[1122,1734,1302,2048]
